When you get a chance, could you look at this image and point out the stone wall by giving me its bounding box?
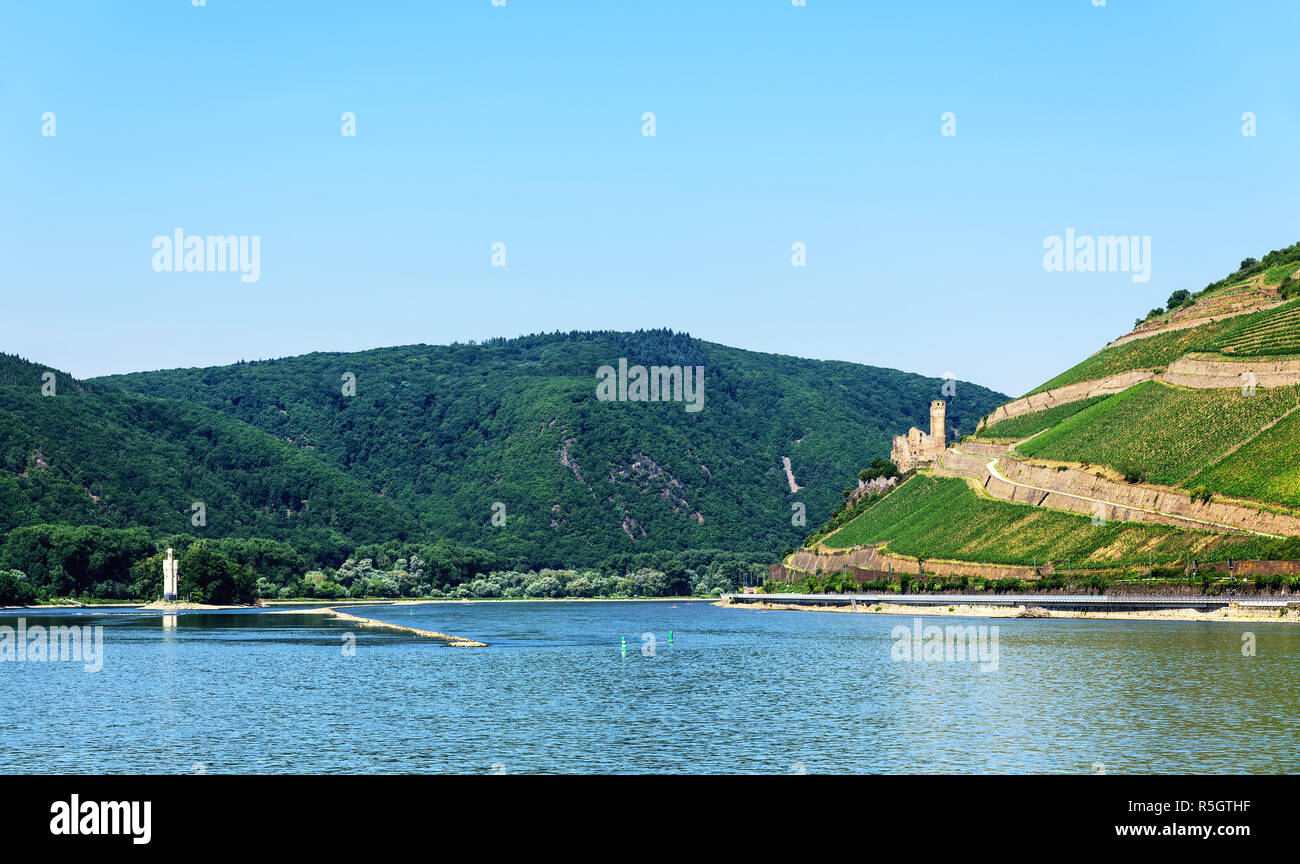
[1159,355,1300,389]
[983,356,1300,432]
[953,441,1012,458]
[982,369,1155,427]
[995,458,1300,537]
[784,544,1039,581]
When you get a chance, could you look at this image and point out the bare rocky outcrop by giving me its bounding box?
[621,514,647,540]
[782,456,802,493]
[559,436,586,483]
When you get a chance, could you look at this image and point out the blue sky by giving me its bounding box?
[2,0,1296,397]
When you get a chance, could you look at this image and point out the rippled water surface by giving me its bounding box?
[3,601,1297,774]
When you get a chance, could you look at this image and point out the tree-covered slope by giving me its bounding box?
[96,330,1008,566]
[0,353,418,560]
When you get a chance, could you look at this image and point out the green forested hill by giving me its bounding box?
[0,353,417,563]
[94,330,1007,565]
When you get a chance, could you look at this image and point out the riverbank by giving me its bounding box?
[261,596,703,605]
[2,595,710,612]
[716,598,1300,624]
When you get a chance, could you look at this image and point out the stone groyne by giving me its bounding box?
[327,607,488,647]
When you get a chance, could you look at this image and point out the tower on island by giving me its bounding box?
[890,400,948,472]
[162,548,179,602]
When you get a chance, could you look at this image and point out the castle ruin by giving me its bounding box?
[890,400,946,472]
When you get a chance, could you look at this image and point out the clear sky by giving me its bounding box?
[2,0,1296,396]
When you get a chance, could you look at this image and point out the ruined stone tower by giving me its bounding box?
[890,399,949,472]
[930,400,946,450]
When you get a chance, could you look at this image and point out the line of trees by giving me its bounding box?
[0,523,770,604]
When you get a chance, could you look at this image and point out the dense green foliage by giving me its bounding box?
[976,395,1112,441]
[0,570,37,605]
[0,524,154,599]
[821,475,1270,566]
[0,354,414,560]
[131,542,257,605]
[95,331,1006,566]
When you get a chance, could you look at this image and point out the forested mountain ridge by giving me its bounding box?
[95,330,1008,566]
[0,352,417,563]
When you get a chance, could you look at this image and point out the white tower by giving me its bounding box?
[162,548,179,602]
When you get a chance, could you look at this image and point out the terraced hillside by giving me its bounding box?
[1027,318,1239,395]
[1016,381,1300,487]
[1024,246,1300,398]
[977,395,1109,441]
[821,475,1272,567]
[1192,410,1300,509]
[1205,299,1300,357]
[788,245,1300,585]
